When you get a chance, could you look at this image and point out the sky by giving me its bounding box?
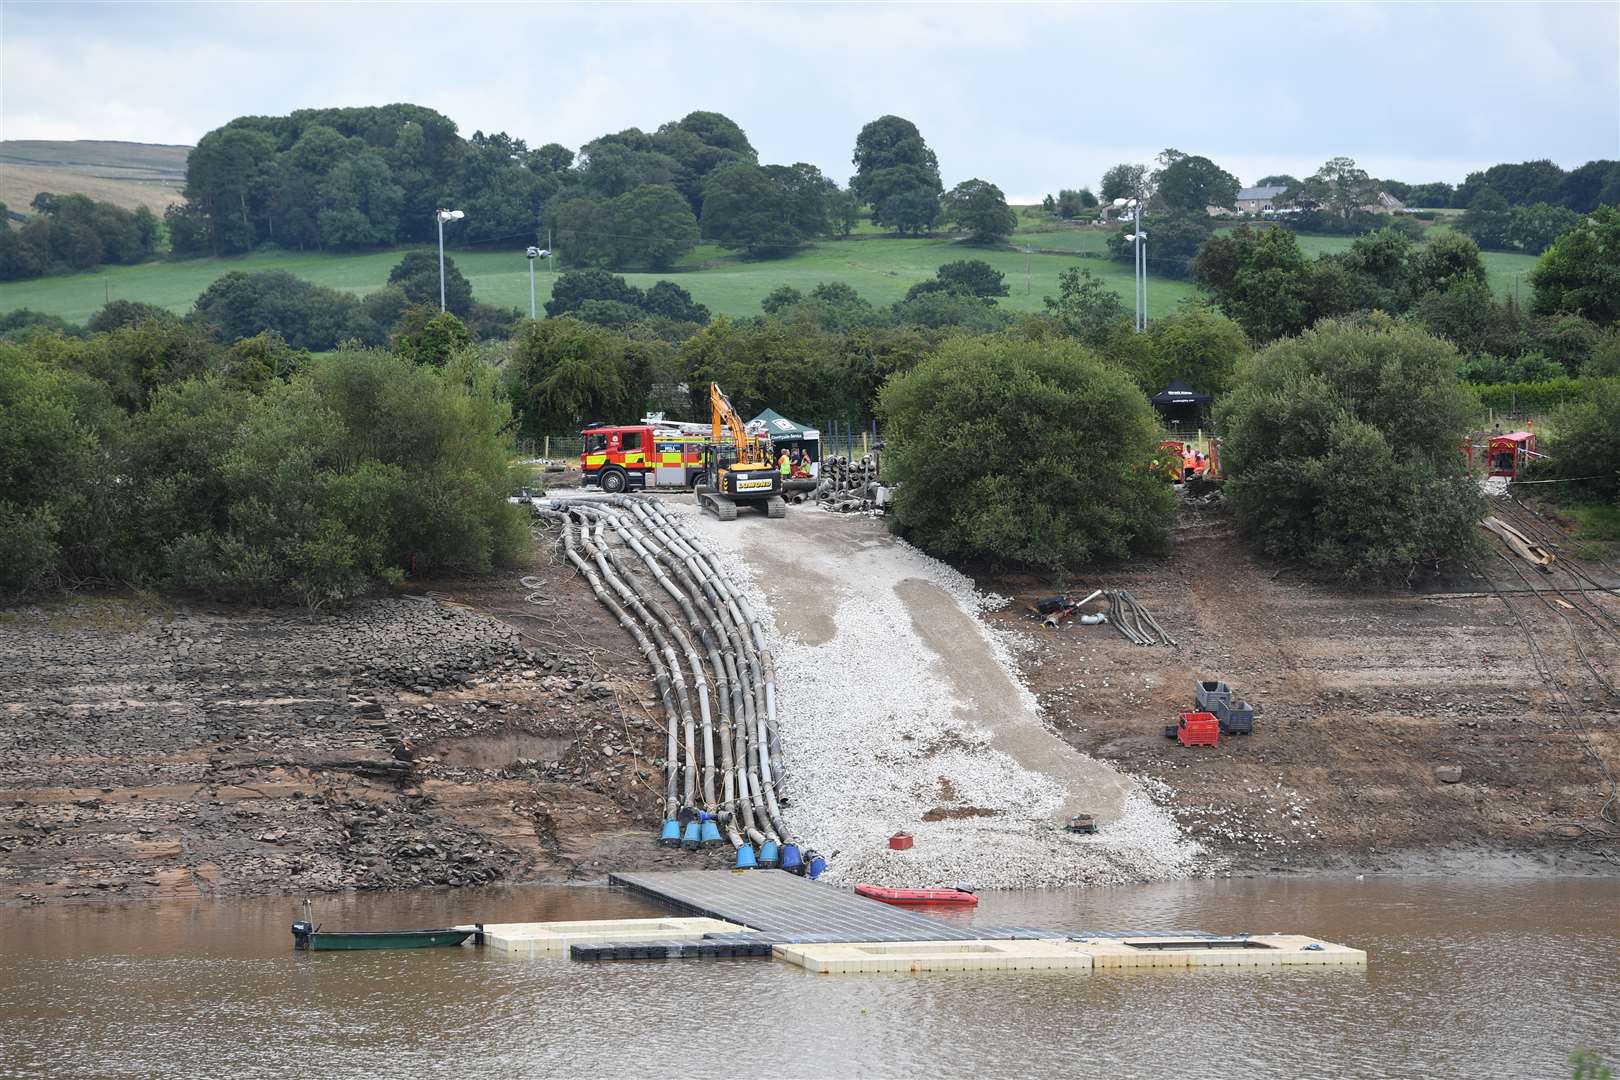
[3,0,1618,201]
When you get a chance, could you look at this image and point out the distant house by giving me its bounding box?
[1360,191,1406,214]
[1234,184,1289,214]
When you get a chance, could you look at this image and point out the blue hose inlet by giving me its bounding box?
[758,839,780,868]
[699,817,722,847]
[682,820,702,850]
[806,851,827,879]
[734,844,758,870]
[780,843,803,874]
[659,819,681,847]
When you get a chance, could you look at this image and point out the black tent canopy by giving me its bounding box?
[1149,379,1212,407]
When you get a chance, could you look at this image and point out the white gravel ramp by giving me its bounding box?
[675,500,1203,889]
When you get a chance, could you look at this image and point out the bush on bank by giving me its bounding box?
[879,333,1174,567]
[1216,315,1484,584]
[0,320,526,605]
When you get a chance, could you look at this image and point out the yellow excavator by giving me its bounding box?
[696,382,785,521]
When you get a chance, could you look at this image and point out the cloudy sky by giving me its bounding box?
[4,1,1617,199]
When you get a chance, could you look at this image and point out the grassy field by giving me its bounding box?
[0,212,1541,325]
[0,234,1201,324]
[0,140,189,215]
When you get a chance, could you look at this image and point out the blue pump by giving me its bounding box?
[780,843,803,874]
[699,814,722,847]
[758,839,780,867]
[806,850,827,880]
[734,844,758,869]
[682,820,702,850]
[659,819,681,847]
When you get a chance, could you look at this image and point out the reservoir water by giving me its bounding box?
[1,877,1615,1079]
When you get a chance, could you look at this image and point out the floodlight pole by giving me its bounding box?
[528,256,537,319]
[438,213,448,312]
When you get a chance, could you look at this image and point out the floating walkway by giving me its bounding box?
[478,871,1367,974]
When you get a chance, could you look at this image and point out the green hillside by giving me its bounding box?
[0,225,1540,326]
[0,235,1200,324]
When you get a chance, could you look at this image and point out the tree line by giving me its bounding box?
[160,106,1022,272]
[0,194,160,281]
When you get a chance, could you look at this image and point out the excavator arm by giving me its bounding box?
[710,382,761,465]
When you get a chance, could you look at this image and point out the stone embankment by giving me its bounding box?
[0,582,718,904]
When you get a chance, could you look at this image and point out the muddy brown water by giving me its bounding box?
[1,877,1615,1079]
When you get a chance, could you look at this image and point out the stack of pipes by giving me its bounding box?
[809,454,886,513]
[1105,588,1177,647]
[531,494,821,878]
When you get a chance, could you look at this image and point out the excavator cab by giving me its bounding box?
[695,383,785,521]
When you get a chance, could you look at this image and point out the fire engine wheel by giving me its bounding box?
[599,468,628,494]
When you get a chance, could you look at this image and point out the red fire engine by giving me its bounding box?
[1486,431,1537,479]
[580,422,720,493]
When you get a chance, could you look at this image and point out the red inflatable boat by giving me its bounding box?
[855,883,978,907]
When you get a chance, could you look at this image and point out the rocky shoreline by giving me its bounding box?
[0,570,729,906]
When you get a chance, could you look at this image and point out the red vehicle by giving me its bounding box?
[580,423,710,493]
[1487,431,1537,479]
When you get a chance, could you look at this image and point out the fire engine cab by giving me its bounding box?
[580,422,716,493]
[1487,431,1537,479]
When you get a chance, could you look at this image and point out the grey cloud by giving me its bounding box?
[3,0,1615,198]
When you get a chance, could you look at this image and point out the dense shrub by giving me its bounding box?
[0,194,158,281]
[389,251,473,318]
[880,334,1173,566]
[1216,317,1483,584]
[1,331,525,605]
[1467,377,1618,414]
[1535,380,1620,500]
[191,271,385,351]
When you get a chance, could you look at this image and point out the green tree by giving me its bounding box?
[611,183,700,269]
[391,307,473,366]
[850,115,942,235]
[1108,211,1213,279]
[880,334,1172,566]
[1099,163,1149,204]
[388,250,473,317]
[942,178,1017,243]
[1530,207,1620,325]
[1141,304,1250,396]
[1192,225,1313,341]
[640,280,709,324]
[1457,188,1515,251]
[1216,316,1482,583]
[190,271,383,352]
[88,300,176,334]
[1509,202,1580,255]
[701,163,809,257]
[761,285,804,314]
[936,259,1010,299]
[1043,267,1130,345]
[1155,154,1240,212]
[1410,232,1486,296]
[544,269,645,318]
[505,317,639,436]
[891,290,1008,332]
[1301,157,1381,226]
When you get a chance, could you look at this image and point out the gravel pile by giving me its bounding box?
[680,504,1205,889]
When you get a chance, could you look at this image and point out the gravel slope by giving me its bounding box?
[678,500,1204,889]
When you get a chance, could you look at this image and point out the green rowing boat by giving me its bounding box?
[292,924,474,951]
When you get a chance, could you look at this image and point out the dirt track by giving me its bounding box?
[987,495,1620,874]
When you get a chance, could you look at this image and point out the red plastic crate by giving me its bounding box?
[1178,711,1220,747]
[888,832,914,850]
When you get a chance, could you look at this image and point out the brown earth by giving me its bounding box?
[0,534,727,907]
[983,494,1620,875]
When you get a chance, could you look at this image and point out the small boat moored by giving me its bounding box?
[855,883,979,907]
[291,900,478,951]
[291,924,475,951]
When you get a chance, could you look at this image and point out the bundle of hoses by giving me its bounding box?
[808,454,883,512]
[531,494,822,877]
[1106,589,1177,646]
